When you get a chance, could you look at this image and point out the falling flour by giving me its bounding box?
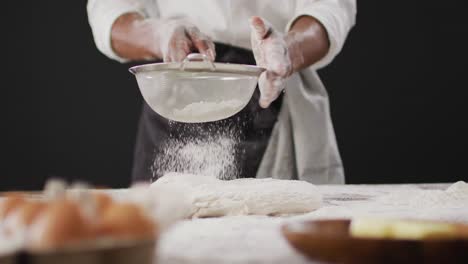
[151,123,240,182]
[172,99,244,122]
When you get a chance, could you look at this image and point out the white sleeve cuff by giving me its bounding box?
[87,0,146,63]
[285,0,356,70]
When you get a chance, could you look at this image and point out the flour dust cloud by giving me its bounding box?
[151,122,240,181]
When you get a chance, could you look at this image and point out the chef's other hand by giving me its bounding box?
[111,13,216,62]
[250,16,293,108]
[250,15,330,108]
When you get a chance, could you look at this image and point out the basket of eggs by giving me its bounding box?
[0,180,158,264]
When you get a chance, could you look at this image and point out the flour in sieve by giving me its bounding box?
[172,99,244,122]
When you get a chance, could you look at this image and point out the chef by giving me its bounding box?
[87,0,356,184]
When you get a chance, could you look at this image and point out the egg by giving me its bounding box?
[66,189,113,222]
[28,199,90,249]
[16,201,47,226]
[93,192,113,214]
[0,194,26,220]
[2,200,47,239]
[96,202,157,240]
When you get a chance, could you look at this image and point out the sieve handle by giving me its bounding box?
[181,53,216,71]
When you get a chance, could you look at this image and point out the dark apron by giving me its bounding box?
[131,43,283,182]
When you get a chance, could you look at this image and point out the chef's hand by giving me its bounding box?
[111,13,216,62]
[250,16,330,108]
[250,16,293,108]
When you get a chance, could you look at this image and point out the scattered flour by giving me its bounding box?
[342,181,468,222]
[156,216,310,264]
[376,181,468,208]
[290,181,468,223]
[172,99,244,123]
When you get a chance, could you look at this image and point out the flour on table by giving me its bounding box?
[172,99,244,123]
[376,181,468,209]
[289,181,468,223]
[446,180,468,193]
[150,172,322,219]
[353,181,468,222]
[156,216,310,264]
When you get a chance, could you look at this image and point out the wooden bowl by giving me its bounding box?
[24,238,156,264]
[282,219,468,264]
[0,253,16,264]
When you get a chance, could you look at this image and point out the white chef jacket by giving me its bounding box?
[87,0,356,184]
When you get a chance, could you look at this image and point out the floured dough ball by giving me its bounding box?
[150,182,195,230]
[96,202,157,240]
[28,199,90,249]
[151,173,322,218]
[0,194,27,220]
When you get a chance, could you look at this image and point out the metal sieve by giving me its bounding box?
[129,53,264,123]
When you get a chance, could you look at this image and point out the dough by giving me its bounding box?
[150,172,322,219]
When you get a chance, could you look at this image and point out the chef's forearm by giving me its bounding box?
[286,16,330,72]
[110,13,159,61]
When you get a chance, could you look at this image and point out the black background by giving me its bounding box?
[3,1,468,191]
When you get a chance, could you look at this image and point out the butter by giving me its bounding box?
[350,218,457,240]
[350,218,393,238]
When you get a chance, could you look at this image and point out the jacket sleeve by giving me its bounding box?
[87,0,150,62]
[286,0,357,70]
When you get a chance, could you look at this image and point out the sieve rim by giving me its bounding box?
[129,61,265,77]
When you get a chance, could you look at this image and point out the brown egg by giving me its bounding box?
[17,201,47,226]
[455,223,468,238]
[92,192,113,214]
[0,194,26,220]
[96,202,157,240]
[29,199,90,249]
[1,200,47,238]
